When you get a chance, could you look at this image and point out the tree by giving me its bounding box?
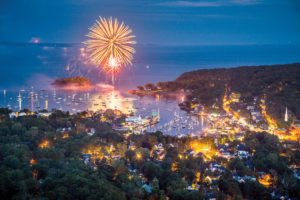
[125,150,136,162]
[11,122,23,135]
[142,162,161,180]
[150,177,166,200]
[136,147,150,161]
[240,180,271,200]
[104,109,115,120]
[218,174,242,198]
[144,83,156,91]
[152,177,160,194]
[117,143,127,157]
[137,86,144,91]
[111,159,128,175]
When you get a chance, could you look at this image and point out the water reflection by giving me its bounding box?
[88,90,135,114]
[0,86,207,136]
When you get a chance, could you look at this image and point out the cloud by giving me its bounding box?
[231,0,261,5]
[159,1,221,7]
[157,0,262,7]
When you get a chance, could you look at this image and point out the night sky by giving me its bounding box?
[0,0,300,45]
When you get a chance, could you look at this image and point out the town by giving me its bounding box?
[2,87,299,199]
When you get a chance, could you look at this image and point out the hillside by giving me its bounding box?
[157,63,300,122]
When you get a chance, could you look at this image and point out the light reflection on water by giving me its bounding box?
[0,87,207,136]
[88,89,136,114]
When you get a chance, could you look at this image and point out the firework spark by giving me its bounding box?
[84,17,136,78]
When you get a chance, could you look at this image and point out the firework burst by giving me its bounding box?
[84,17,136,80]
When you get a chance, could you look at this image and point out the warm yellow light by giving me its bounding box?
[258,174,276,187]
[39,140,50,148]
[136,153,142,159]
[30,158,36,166]
[62,134,69,139]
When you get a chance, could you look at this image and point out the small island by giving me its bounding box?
[51,77,93,90]
[128,83,163,96]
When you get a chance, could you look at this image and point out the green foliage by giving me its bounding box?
[240,180,271,200]
[227,158,253,177]
[218,171,242,198]
[0,109,298,199]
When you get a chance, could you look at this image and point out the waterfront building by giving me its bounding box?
[284,107,288,122]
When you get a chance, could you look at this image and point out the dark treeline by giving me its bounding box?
[157,63,300,121]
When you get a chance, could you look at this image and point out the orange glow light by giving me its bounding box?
[39,140,50,148]
[30,158,36,166]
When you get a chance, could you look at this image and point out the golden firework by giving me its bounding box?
[84,17,136,75]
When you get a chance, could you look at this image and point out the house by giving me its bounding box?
[233,175,256,183]
[112,124,129,131]
[237,144,249,159]
[103,154,111,159]
[142,184,152,193]
[186,149,196,156]
[9,112,18,118]
[82,154,91,165]
[19,112,27,117]
[112,154,121,160]
[294,170,300,179]
[36,112,52,117]
[260,123,269,130]
[218,144,228,152]
[128,166,137,174]
[255,116,264,122]
[187,185,198,191]
[208,162,225,173]
[230,92,241,102]
[235,132,245,140]
[246,106,255,110]
[237,151,248,159]
[203,175,221,184]
[251,111,262,121]
[219,151,234,159]
[128,142,136,150]
[168,143,178,148]
[251,111,261,117]
[154,149,166,161]
[154,143,164,151]
[125,115,149,126]
[87,128,96,136]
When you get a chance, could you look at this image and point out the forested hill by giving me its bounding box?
[157,63,300,121]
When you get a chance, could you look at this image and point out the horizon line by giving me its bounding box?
[0,41,299,47]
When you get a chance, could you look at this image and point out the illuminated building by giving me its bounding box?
[18,92,22,111]
[39,140,50,148]
[258,173,276,188]
[230,92,241,102]
[284,107,288,122]
[288,121,300,140]
[45,100,48,110]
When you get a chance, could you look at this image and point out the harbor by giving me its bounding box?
[0,86,208,136]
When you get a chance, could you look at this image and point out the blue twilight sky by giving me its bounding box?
[0,0,299,45]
